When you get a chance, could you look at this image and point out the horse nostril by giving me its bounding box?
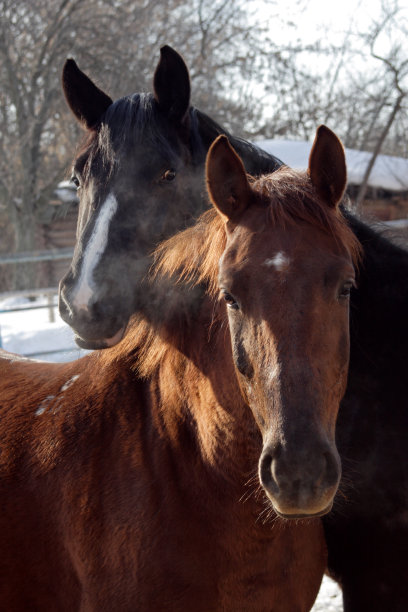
[58,289,72,321]
[259,443,340,500]
[259,450,279,496]
[323,450,341,488]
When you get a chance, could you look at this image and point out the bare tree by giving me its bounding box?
[354,0,408,207]
[255,0,408,171]
[0,0,283,290]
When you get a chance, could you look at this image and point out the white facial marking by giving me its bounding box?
[72,193,118,312]
[263,252,290,272]
[60,374,80,392]
[267,364,280,385]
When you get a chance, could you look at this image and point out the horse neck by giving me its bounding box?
[128,293,260,483]
[194,109,282,174]
[346,211,408,387]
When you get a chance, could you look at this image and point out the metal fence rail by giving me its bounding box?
[0,287,59,324]
[0,286,84,360]
[0,249,77,360]
[0,248,74,265]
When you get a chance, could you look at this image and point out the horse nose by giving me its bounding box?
[58,273,126,345]
[58,274,74,321]
[59,270,108,320]
[259,441,341,517]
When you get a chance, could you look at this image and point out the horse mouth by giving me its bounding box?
[273,501,333,520]
[74,324,127,350]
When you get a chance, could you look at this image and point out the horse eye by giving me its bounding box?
[339,281,354,300]
[222,291,239,310]
[161,169,176,182]
[70,174,80,189]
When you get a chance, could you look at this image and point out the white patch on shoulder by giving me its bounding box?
[36,396,55,416]
[263,252,290,272]
[35,375,80,417]
[60,374,80,392]
[72,192,118,312]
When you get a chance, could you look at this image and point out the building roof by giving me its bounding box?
[256,139,408,193]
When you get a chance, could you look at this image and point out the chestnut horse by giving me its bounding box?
[0,128,358,610]
[60,46,408,611]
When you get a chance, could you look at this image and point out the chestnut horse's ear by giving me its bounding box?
[153,46,190,123]
[308,125,347,208]
[206,135,252,224]
[62,59,113,130]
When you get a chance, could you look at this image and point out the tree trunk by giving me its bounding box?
[355,93,404,210]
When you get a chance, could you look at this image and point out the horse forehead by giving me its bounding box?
[235,219,348,261]
[222,223,295,266]
[221,223,348,286]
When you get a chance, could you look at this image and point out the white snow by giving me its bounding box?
[313,575,343,611]
[257,138,408,193]
[0,294,88,362]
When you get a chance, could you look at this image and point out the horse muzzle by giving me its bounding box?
[259,440,341,519]
[58,281,129,350]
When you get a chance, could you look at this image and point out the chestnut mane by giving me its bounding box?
[103,165,361,375]
[154,165,361,289]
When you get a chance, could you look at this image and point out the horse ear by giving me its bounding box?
[153,46,190,123]
[206,135,252,224]
[308,125,347,208]
[62,59,113,130]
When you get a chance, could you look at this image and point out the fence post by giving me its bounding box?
[47,293,55,323]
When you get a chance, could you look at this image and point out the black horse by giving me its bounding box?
[60,46,408,611]
[59,46,281,349]
[324,213,408,611]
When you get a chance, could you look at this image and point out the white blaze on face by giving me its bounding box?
[263,252,290,272]
[267,363,280,385]
[72,193,118,313]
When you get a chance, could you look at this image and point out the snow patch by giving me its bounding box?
[60,374,80,392]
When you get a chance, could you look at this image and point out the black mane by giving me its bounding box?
[193,108,283,175]
[345,211,408,383]
[89,93,283,175]
[324,209,408,606]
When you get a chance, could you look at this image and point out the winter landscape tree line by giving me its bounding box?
[0,0,407,289]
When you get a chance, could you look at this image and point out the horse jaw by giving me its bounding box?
[74,324,127,350]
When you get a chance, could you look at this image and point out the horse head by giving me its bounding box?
[59,46,282,350]
[59,46,207,348]
[206,127,359,518]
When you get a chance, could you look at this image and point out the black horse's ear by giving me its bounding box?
[153,46,190,123]
[62,59,113,130]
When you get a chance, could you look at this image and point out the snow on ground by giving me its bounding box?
[0,294,88,362]
[313,576,343,611]
[0,294,344,610]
